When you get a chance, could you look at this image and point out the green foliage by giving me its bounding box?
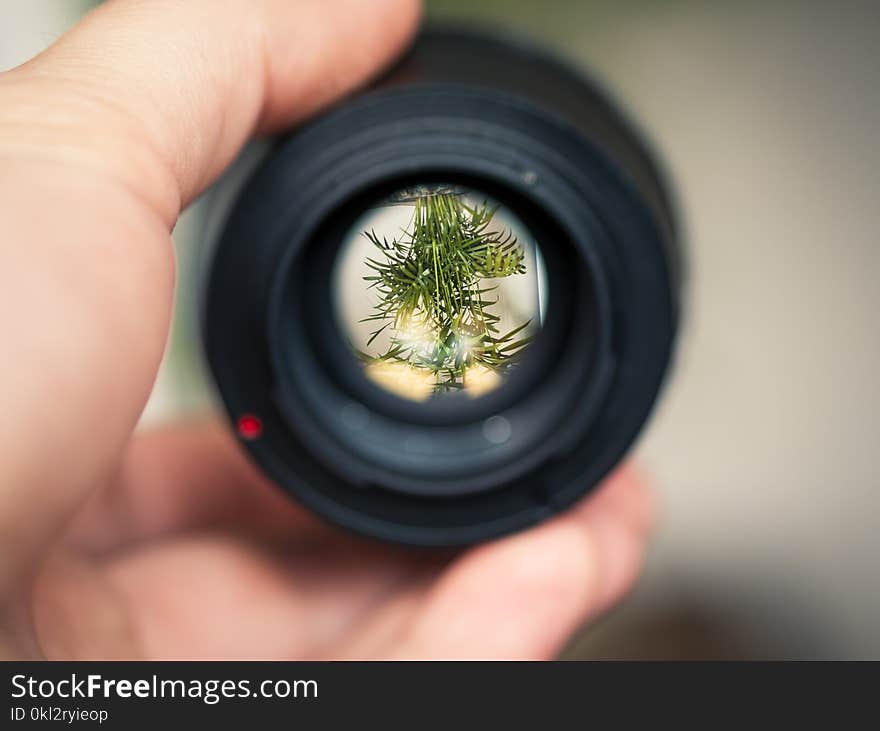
[360,192,534,393]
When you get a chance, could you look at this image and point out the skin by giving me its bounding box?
[0,0,654,660]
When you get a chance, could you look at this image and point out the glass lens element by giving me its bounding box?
[333,184,546,401]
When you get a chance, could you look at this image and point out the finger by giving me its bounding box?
[0,0,421,590]
[65,422,337,554]
[91,534,435,660]
[2,0,422,221]
[390,466,655,659]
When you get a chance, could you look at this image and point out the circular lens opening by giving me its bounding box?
[333,184,547,402]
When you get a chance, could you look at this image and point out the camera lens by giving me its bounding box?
[333,183,547,402]
[202,29,682,545]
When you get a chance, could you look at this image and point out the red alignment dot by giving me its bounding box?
[237,414,263,440]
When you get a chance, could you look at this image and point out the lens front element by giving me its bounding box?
[334,184,546,402]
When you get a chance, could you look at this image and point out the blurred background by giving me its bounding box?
[2,0,878,659]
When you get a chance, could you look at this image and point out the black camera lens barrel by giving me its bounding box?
[203,29,682,545]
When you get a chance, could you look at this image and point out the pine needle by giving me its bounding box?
[360,192,534,394]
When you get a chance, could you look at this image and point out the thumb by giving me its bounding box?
[0,0,420,590]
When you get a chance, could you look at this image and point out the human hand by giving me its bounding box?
[0,0,654,660]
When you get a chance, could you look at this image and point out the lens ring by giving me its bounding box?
[266,143,613,496]
[201,30,679,545]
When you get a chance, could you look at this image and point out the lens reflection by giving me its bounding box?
[334,184,545,401]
